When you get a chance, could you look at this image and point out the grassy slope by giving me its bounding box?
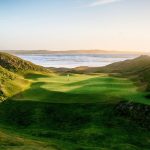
[0,53,150,150]
[0,66,30,101]
[0,98,149,150]
[76,55,150,91]
[0,128,58,150]
[0,73,148,150]
[100,55,150,91]
[99,55,150,73]
[0,52,53,101]
[73,55,150,74]
[0,52,50,73]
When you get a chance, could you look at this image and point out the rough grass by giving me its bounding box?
[0,128,58,150]
[0,66,30,101]
[0,52,50,73]
[0,101,149,150]
[2,78,30,98]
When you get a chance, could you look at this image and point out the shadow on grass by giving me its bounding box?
[1,74,150,149]
[10,76,94,102]
[24,73,50,80]
[9,74,140,103]
[10,79,122,103]
[11,88,108,103]
[0,100,149,150]
[0,100,114,129]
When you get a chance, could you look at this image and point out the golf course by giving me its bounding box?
[11,73,149,104]
[0,52,150,150]
[1,0,150,149]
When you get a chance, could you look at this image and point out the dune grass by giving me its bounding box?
[0,66,30,101]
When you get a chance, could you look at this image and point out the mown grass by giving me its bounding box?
[11,73,150,104]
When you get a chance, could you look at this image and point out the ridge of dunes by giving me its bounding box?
[0,52,53,101]
[0,52,50,73]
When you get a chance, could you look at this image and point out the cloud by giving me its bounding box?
[86,0,122,7]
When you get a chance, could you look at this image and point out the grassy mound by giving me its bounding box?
[0,65,30,101]
[0,65,16,82]
[99,55,150,73]
[100,55,150,91]
[0,66,17,100]
[0,52,53,101]
[73,55,150,91]
[0,52,49,73]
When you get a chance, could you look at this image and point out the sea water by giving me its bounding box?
[17,54,138,68]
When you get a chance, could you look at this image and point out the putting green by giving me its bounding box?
[11,73,150,104]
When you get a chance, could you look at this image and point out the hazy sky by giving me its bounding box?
[0,0,150,51]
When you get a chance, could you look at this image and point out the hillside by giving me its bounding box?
[0,53,150,149]
[99,55,150,73]
[0,66,16,100]
[0,65,30,101]
[0,65,16,82]
[48,55,150,92]
[0,52,49,73]
[0,52,53,101]
[68,55,150,91]
[98,55,150,91]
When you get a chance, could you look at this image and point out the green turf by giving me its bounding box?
[0,101,149,150]
[0,72,150,150]
[0,127,58,150]
[0,65,30,101]
[0,52,50,73]
[1,52,150,150]
[11,73,150,105]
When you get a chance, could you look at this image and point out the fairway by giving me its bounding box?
[1,72,150,150]
[11,73,150,104]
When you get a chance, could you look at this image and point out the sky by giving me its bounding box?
[0,0,150,52]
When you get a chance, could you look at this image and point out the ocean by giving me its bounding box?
[17,54,139,68]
